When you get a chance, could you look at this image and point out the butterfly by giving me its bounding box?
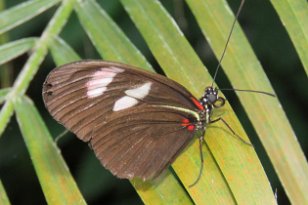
[42,0,267,185]
[42,60,226,182]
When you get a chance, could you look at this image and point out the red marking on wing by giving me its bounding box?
[181,118,195,132]
[181,118,189,126]
[187,125,195,131]
[191,97,204,110]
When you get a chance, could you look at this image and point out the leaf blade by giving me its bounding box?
[270,0,308,75]
[0,88,10,104]
[186,0,308,204]
[121,0,276,204]
[0,179,10,205]
[14,96,86,205]
[0,0,77,137]
[0,0,61,35]
[49,36,81,65]
[72,1,193,204]
[75,0,151,70]
[0,38,37,66]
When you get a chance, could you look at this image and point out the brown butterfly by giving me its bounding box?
[43,0,274,185]
[42,60,225,182]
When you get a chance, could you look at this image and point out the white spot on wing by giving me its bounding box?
[87,77,113,87]
[125,82,152,99]
[86,67,124,98]
[113,96,138,111]
[113,82,152,111]
[87,87,107,98]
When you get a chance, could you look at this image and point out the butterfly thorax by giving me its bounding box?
[195,109,208,130]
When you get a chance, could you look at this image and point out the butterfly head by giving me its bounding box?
[200,86,225,109]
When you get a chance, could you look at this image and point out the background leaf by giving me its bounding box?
[0,88,10,104]
[0,0,76,136]
[75,0,151,69]
[0,38,37,65]
[14,96,86,204]
[270,0,308,75]
[74,0,193,204]
[185,0,308,204]
[121,0,275,204]
[0,179,10,205]
[49,36,81,64]
[0,0,60,34]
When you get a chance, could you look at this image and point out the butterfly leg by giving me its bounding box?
[189,132,205,187]
[210,117,252,146]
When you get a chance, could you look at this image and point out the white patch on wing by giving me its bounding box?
[87,87,107,98]
[113,96,138,111]
[86,67,124,98]
[125,82,152,99]
[113,82,152,111]
[87,77,113,87]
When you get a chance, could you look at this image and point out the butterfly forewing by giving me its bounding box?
[43,60,201,180]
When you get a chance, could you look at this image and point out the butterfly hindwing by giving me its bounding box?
[43,60,201,180]
[92,106,195,179]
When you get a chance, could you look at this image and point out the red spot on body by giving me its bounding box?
[191,97,204,110]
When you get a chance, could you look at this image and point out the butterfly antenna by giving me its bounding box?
[211,0,245,87]
[219,88,276,97]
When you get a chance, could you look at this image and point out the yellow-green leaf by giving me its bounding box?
[121,0,276,204]
[14,96,86,204]
[0,38,37,66]
[0,0,60,34]
[0,179,10,205]
[49,36,81,65]
[73,0,193,204]
[270,0,308,75]
[186,0,308,204]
